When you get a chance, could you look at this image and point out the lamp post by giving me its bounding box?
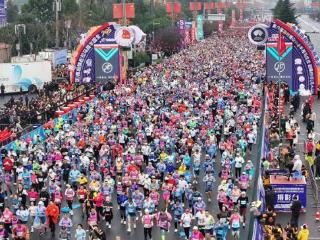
[65,19,71,49]
[14,24,26,57]
[152,21,160,43]
[53,0,62,48]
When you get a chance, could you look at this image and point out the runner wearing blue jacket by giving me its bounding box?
[125,198,137,232]
[117,193,128,224]
[171,200,184,232]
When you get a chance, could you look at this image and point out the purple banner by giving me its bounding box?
[272,183,306,212]
[177,19,186,47]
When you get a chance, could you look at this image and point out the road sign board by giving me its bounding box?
[207,14,226,21]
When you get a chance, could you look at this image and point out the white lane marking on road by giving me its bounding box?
[298,17,320,33]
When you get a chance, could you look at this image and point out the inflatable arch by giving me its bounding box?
[268,19,320,94]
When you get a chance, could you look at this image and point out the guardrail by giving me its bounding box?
[245,87,267,240]
[306,160,319,209]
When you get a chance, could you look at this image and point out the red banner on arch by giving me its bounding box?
[189,2,202,11]
[113,3,135,19]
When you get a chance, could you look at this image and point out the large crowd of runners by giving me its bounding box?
[0,30,269,240]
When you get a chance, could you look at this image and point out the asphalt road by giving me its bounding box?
[27,123,260,240]
[298,15,320,56]
[8,15,320,240]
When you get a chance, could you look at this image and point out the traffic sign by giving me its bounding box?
[248,24,268,45]
[207,14,226,21]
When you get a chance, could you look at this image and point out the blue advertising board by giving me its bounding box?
[53,49,68,67]
[94,44,120,83]
[266,43,293,87]
[266,169,289,176]
[272,183,306,212]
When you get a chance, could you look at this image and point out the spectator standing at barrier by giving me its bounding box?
[264,186,275,210]
[0,84,4,96]
[292,155,302,174]
[297,224,309,240]
[25,95,29,107]
[290,196,302,228]
[302,100,311,122]
[315,154,320,180]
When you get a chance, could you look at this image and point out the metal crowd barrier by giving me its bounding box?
[305,160,319,209]
[303,140,320,209]
[246,88,267,239]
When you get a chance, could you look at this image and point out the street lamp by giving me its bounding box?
[14,24,26,57]
[152,21,160,43]
[53,0,62,48]
[65,19,71,49]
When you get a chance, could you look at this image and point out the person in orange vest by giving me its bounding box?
[45,200,60,237]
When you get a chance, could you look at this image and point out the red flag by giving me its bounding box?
[125,3,135,18]
[174,2,181,14]
[195,2,202,11]
[189,2,195,11]
[189,2,201,11]
[277,32,286,57]
[166,2,173,13]
[113,4,123,19]
[204,2,210,10]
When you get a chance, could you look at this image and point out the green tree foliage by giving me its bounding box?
[6,0,19,23]
[21,0,54,23]
[62,0,79,17]
[0,24,16,44]
[25,23,50,53]
[134,51,150,67]
[133,0,171,33]
[272,0,297,24]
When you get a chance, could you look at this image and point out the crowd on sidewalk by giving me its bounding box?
[0,84,93,145]
[0,30,266,240]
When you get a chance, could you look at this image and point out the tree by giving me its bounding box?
[25,23,49,53]
[21,0,54,23]
[272,0,297,24]
[0,24,16,44]
[61,0,79,17]
[78,0,113,29]
[133,1,171,33]
[134,51,150,67]
[0,24,18,55]
[6,0,19,23]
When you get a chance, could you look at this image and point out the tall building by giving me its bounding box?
[0,0,6,27]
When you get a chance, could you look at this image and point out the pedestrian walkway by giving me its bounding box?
[282,96,320,238]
